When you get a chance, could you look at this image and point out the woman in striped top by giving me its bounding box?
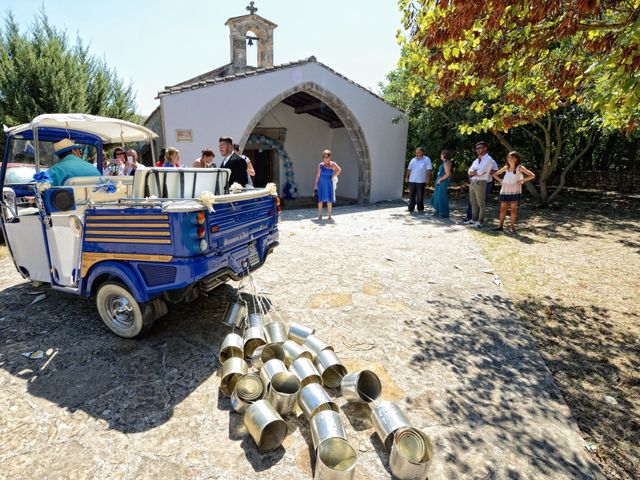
[492,151,535,234]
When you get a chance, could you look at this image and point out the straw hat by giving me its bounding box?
[54,138,81,155]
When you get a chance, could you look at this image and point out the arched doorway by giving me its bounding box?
[239,82,371,203]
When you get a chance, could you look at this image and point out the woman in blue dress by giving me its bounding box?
[429,149,453,218]
[314,149,342,221]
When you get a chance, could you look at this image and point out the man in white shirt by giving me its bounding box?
[464,141,494,227]
[404,147,432,213]
[124,149,139,176]
[465,157,499,221]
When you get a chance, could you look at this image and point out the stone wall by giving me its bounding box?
[143,107,165,166]
[564,170,640,193]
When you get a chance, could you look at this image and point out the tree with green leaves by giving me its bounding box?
[398,0,640,204]
[0,9,137,147]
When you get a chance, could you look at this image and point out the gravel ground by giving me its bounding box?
[0,203,603,479]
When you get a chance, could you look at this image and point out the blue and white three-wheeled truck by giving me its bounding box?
[0,114,279,337]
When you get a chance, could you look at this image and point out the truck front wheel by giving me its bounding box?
[96,281,155,338]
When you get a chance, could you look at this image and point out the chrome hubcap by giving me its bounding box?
[106,294,134,329]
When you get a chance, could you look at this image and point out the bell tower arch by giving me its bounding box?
[225,2,277,73]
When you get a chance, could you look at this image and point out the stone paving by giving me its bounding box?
[0,203,604,479]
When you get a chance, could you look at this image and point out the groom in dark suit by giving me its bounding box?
[218,136,247,187]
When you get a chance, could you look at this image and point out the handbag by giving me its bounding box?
[312,189,318,203]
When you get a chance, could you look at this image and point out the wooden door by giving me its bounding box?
[244,149,273,188]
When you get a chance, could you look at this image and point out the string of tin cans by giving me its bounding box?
[218,281,433,480]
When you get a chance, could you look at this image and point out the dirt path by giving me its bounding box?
[0,203,603,479]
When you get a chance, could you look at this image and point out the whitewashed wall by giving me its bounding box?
[160,61,407,202]
[329,127,358,199]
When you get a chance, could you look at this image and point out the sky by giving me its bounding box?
[1,0,404,117]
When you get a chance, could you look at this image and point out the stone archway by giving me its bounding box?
[239,81,371,203]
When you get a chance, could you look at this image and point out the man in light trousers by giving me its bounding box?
[464,141,494,228]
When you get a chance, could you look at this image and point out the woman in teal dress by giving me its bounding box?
[430,149,452,218]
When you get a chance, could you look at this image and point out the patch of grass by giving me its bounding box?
[472,191,640,480]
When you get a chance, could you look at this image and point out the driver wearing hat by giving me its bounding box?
[48,138,101,186]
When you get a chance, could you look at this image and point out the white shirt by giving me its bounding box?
[123,161,138,175]
[468,153,494,182]
[407,156,432,183]
[220,155,231,167]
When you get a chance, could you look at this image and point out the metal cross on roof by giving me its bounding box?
[246,1,258,14]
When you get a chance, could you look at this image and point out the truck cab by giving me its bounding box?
[0,114,279,338]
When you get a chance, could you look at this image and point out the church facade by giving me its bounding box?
[151,5,407,203]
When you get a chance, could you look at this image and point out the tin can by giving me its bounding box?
[265,321,288,344]
[219,357,248,396]
[219,332,244,363]
[310,409,347,451]
[222,302,247,329]
[340,370,381,403]
[370,401,412,450]
[259,358,288,389]
[251,343,286,370]
[303,335,333,360]
[314,350,347,388]
[283,340,313,367]
[244,399,288,452]
[243,326,267,359]
[247,312,265,329]
[288,321,315,344]
[290,357,323,387]
[389,427,433,480]
[298,383,339,420]
[267,371,301,415]
[314,437,357,480]
[230,373,264,414]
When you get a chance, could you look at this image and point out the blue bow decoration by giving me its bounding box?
[93,179,117,193]
[33,171,52,183]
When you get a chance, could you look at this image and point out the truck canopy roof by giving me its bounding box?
[4,114,157,143]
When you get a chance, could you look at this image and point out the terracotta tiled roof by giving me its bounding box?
[156,57,399,110]
[164,63,232,90]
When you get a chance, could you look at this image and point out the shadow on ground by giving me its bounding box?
[486,189,640,246]
[464,188,640,479]
[0,281,242,433]
[405,293,607,479]
[517,296,640,480]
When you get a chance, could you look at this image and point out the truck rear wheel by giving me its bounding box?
[96,281,155,338]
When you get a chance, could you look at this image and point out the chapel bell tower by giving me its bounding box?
[225,2,278,73]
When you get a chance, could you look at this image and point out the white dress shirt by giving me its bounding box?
[468,154,494,182]
[407,156,432,183]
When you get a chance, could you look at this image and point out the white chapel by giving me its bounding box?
[147,3,408,203]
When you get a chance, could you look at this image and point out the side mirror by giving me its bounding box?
[2,187,18,219]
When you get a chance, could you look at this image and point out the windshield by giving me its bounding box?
[2,138,99,184]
